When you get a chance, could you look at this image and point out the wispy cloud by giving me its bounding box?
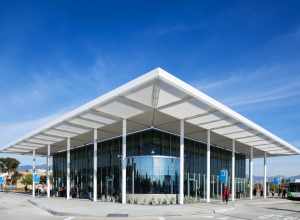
[0,55,119,148]
[195,25,300,111]
[199,75,240,90]
[195,64,300,109]
[292,140,300,148]
[225,81,300,107]
[0,55,119,121]
[0,111,61,147]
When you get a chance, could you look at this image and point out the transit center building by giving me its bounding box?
[1,68,299,204]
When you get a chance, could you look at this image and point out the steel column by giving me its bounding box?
[264,152,267,199]
[32,149,36,198]
[250,147,253,200]
[47,144,51,198]
[122,119,127,204]
[93,128,98,202]
[206,129,211,202]
[179,119,184,204]
[232,139,235,201]
[67,137,71,200]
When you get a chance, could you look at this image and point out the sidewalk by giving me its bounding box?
[28,196,236,218]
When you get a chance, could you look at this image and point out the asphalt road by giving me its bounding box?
[0,192,299,220]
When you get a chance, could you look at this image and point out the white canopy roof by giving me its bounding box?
[1,68,299,158]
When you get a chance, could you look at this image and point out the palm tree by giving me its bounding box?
[0,158,7,173]
[0,157,20,175]
[21,174,33,191]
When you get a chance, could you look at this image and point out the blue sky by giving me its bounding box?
[0,1,300,176]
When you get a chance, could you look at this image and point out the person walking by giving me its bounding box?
[223,186,229,204]
[282,189,286,198]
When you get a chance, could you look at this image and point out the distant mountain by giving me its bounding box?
[289,175,300,181]
[18,164,47,172]
[254,176,264,183]
[253,175,300,183]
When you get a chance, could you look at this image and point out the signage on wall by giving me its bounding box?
[219,169,228,185]
[33,174,40,184]
[272,177,281,185]
[0,176,4,185]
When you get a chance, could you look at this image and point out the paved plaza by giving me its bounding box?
[0,192,300,220]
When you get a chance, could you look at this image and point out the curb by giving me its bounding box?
[27,199,89,217]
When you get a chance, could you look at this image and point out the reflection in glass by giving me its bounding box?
[127,155,179,194]
[52,128,246,201]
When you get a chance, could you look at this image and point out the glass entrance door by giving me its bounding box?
[187,173,197,198]
[105,176,114,201]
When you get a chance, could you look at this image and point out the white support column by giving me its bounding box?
[232,139,235,201]
[263,152,267,199]
[47,144,51,198]
[67,137,71,200]
[179,119,184,205]
[250,147,253,200]
[206,129,211,203]
[93,128,98,202]
[122,119,127,204]
[32,149,36,198]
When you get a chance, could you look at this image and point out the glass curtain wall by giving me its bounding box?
[127,155,179,194]
[52,128,246,202]
[70,145,93,199]
[52,152,67,197]
[97,138,121,202]
[126,130,180,196]
[184,138,246,202]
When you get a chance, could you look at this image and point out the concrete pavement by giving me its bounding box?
[1,192,299,220]
[27,196,229,218]
[0,192,63,220]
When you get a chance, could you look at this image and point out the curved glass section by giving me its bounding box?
[127,155,179,194]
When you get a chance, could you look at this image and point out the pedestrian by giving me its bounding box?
[282,189,286,198]
[223,186,229,204]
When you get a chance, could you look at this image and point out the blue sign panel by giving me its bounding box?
[0,176,4,184]
[33,174,40,184]
[273,177,281,185]
[219,169,228,184]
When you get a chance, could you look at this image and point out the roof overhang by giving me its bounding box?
[1,68,299,158]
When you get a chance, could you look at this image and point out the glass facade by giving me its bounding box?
[127,155,179,194]
[52,152,67,197]
[52,128,246,201]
